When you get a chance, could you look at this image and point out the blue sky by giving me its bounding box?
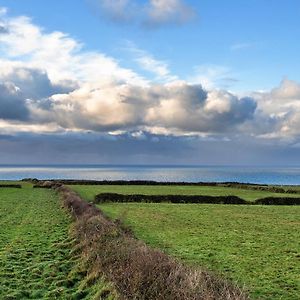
[4,0,300,91]
[0,0,300,165]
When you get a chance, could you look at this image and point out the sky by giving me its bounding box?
[0,0,300,165]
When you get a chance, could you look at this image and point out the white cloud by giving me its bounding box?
[0,81,29,120]
[247,79,300,140]
[88,0,195,27]
[145,82,256,133]
[0,12,147,86]
[145,0,195,26]
[124,42,177,82]
[189,65,237,89]
[1,7,300,143]
[28,81,256,136]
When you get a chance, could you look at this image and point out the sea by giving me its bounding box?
[0,165,300,185]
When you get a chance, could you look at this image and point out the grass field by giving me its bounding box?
[98,202,300,300]
[70,184,299,202]
[0,185,114,299]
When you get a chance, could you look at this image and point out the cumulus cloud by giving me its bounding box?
[0,65,76,100]
[88,0,195,27]
[30,83,149,131]
[27,81,257,136]
[145,83,256,133]
[0,25,7,34]
[270,79,300,100]
[0,82,29,120]
[250,79,300,140]
[0,12,146,86]
[1,7,300,147]
[0,8,258,137]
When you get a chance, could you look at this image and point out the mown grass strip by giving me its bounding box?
[0,186,115,299]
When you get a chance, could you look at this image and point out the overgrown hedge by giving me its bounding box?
[56,184,249,300]
[95,193,248,205]
[33,181,62,189]
[255,197,300,205]
[94,193,300,206]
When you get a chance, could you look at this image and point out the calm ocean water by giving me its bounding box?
[0,165,300,185]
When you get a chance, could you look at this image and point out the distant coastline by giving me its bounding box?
[1,165,300,185]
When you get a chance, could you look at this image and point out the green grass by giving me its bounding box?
[70,184,300,202]
[98,202,300,300]
[0,185,115,300]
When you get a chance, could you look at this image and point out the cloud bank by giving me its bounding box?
[0,8,258,137]
[1,8,300,164]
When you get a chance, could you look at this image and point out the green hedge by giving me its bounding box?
[95,193,248,204]
[0,184,22,188]
[255,197,300,205]
[94,193,300,206]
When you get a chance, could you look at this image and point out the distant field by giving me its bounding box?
[99,203,300,300]
[0,186,113,299]
[70,184,300,202]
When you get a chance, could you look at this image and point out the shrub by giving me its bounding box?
[94,193,249,205]
[0,184,22,188]
[57,186,249,300]
[255,197,300,205]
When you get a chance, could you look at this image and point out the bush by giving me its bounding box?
[33,181,62,189]
[58,186,249,300]
[94,193,249,205]
[0,184,22,188]
[255,197,300,205]
[95,193,300,206]
[21,178,39,183]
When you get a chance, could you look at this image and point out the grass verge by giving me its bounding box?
[98,202,300,300]
[0,185,115,299]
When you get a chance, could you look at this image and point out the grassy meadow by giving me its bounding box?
[98,202,300,300]
[0,184,114,299]
[70,184,300,202]
[1,181,299,299]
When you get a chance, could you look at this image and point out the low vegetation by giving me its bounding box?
[0,185,115,299]
[60,185,248,300]
[98,202,300,300]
